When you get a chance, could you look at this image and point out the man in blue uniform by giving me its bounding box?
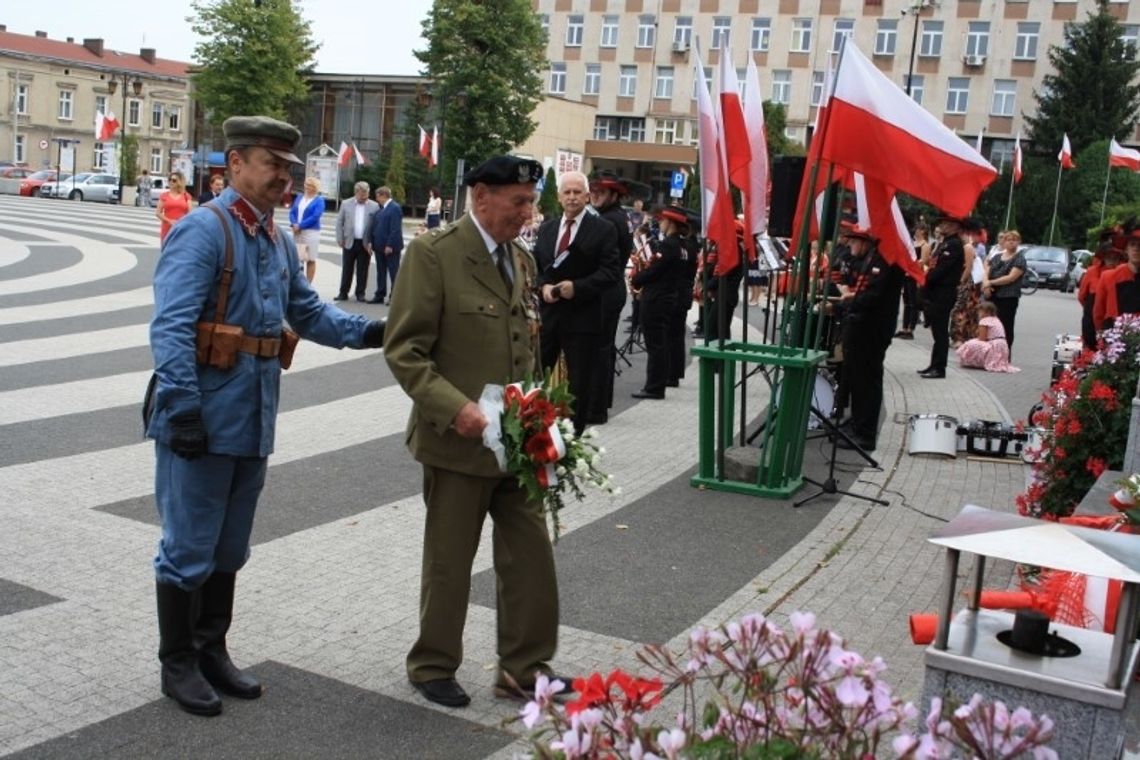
[147,115,385,716]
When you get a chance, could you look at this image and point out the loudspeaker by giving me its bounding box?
[767,156,807,238]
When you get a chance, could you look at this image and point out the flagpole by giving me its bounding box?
[1003,167,1015,229]
[1101,163,1113,226]
[1047,162,1063,246]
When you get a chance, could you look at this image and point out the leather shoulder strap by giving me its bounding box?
[203,203,235,324]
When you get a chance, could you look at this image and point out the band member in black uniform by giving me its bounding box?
[533,171,621,433]
[630,207,690,399]
[668,209,701,385]
[701,220,746,341]
[919,215,971,379]
[589,172,635,424]
[835,225,904,451]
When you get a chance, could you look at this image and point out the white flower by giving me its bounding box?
[656,727,686,759]
[597,446,606,455]
[612,486,623,496]
[584,427,598,439]
[519,700,543,729]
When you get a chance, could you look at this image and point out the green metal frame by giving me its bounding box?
[691,341,827,498]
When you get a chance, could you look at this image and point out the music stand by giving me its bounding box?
[615,323,645,374]
[795,405,887,508]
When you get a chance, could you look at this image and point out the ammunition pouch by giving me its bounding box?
[196,322,245,370]
[278,329,300,370]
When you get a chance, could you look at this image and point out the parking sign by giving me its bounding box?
[670,170,686,198]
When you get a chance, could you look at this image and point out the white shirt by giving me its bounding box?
[353,202,366,239]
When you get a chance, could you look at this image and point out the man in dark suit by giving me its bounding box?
[919,215,970,378]
[384,155,569,709]
[334,181,378,302]
[369,186,405,304]
[588,172,635,424]
[532,171,621,434]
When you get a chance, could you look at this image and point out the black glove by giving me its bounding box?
[168,411,208,460]
[363,319,386,348]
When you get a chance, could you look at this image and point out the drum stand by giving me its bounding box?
[614,323,645,374]
[795,407,888,508]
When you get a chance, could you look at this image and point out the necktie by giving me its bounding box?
[557,218,575,254]
[495,244,513,288]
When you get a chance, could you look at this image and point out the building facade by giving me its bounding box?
[533,0,1140,200]
[0,26,192,179]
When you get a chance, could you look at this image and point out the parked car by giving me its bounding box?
[40,173,121,203]
[0,166,34,179]
[1021,244,1074,292]
[135,176,168,207]
[1070,249,1094,289]
[19,170,70,197]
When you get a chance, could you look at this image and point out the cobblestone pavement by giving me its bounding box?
[0,194,1114,757]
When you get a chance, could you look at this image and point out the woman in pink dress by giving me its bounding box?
[956,300,1019,373]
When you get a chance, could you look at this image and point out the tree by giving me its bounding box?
[117,135,139,187]
[1025,0,1140,156]
[189,0,318,127]
[538,167,559,218]
[386,140,408,204]
[415,0,546,190]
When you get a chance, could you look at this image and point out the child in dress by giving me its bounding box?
[956,300,1019,373]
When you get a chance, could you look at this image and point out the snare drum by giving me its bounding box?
[807,369,838,430]
[908,414,959,458]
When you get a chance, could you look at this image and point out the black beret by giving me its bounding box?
[463,155,544,187]
[223,115,303,165]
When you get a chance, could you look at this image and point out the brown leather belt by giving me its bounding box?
[238,334,282,358]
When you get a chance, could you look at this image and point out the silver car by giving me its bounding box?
[40,172,121,203]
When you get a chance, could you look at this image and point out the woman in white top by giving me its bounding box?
[425,187,443,229]
[289,177,326,282]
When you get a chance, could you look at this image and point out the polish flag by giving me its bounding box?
[854,173,925,285]
[693,43,737,274]
[818,41,996,217]
[419,126,432,161]
[1013,134,1023,185]
[94,110,119,142]
[716,47,752,272]
[790,54,836,254]
[353,143,369,166]
[1058,133,1075,170]
[1108,138,1140,171]
[430,125,439,169]
[742,56,769,257]
[337,141,351,169]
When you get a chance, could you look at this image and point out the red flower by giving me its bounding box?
[1086,457,1107,478]
[606,669,662,712]
[567,672,609,715]
[1088,380,1118,410]
[1054,447,1067,461]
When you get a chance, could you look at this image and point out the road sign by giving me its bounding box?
[39,139,49,150]
[670,170,686,198]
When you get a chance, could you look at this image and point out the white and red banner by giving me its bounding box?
[337,141,351,169]
[818,41,997,218]
[1109,138,1140,171]
[1058,133,1075,170]
[94,110,119,142]
[692,43,737,273]
[353,143,369,166]
[854,173,924,285]
[1013,134,1023,184]
[430,125,439,169]
[715,47,753,272]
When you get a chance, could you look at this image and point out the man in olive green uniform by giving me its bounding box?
[384,156,565,708]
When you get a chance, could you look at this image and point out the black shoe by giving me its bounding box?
[356,296,367,302]
[919,368,946,379]
[916,366,934,375]
[367,296,384,304]
[333,294,348,302]
[632,390,665,400]
[666,380,679,388]
[494,673,576,702]
[195,573,262,700]
[586,414,608,425]
[156,582,222,717]
[837,436,876,451]
[410,677,470,708]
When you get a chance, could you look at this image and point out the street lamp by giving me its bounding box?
[903,0,933,97]
[107,73,143,203]
[437,88,466,220]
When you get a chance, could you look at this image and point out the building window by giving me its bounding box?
[875,19,897,55]
[619,65,637,97]
[791,19,813,53]
[584,64,601,95]
[168,106,181,131]
[674,16,692,47]
[601,15,619,47]
[94,95,107,116]
[811,71,825,106]
[15,84,28,115]
[920,20,943,57]
[57,90,73,120]
[619,118,646,142]
[594,116,617,140]
[128,99,141,126]
[15,135,25,164]
[152,103,164,129]
[655,118,678,144]
[654,66,674,99]
[751,18,771,52]
[539,14,549,38]
[693,66,712,99]
[945,77,969,114]
[991,140,1014,171]
[712,17,732,49]
[549,63,566,95]
[1014,22,1039,60]
[1122,25,1139,55]
[991,79,1016,117]
[832,19,854,53]
[907,74,924,105]
[637,15,656,48]
[93,141,108,170]
[966,21,990,58]
[566,15,583,47]
[772,70,791,104]
[150,147,163,174]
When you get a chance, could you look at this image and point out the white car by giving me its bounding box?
[40,172,121,203]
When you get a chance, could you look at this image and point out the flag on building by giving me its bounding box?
[353,143,369,166]
[1108,138,1140,171]
[94,110,119,142]
[1013,134,1023,184]
[818,41,996,217]
[1058,133,1075,169]
[337,141,351,169]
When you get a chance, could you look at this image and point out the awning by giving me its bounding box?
[191,151,227,167]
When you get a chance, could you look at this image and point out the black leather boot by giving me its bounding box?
[195,573,263,699]
[156,582,222,716]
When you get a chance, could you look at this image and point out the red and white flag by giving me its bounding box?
[1013,134,1023,185]
[818,41,996,217]
[337,141,351,169]
[353,143,369,166]
[693,43,737,273]
[430,125,439,169]
[790,53,837,254]
[716,47,752,272]
[1058,133,1075,170]
[419,126,432,161]
[1109,138,1140,171]
[742,55,769,256]
[854,173,924,285]
[94,110,119,142]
